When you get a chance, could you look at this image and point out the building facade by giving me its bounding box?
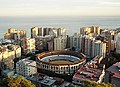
[80,26,100,36]
[54,36,67,50]
[31,27,39,38]
[21,38,35,54]
[70,34,106,58]
[73,56,105,85]
[116,36,120,53]
[31,27,66,38]
[0,44,21,69]
[35,35,54,51]
[105,62,120,87]
[4,28,26,40]
[16,58,37,77]
[92,40,106,58]
[70,33,80,50]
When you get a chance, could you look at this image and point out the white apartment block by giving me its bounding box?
[92,40,106,58]
[70,33,79,49]
[84,36,95,58]
[54,36,66,50]
[16,58,37,77]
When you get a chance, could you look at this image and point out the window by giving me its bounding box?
[56,67,58,70]
[51,66,53,69]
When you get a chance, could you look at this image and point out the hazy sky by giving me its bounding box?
[0,0,120,16]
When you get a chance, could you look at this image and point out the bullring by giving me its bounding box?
[37,50,86,74]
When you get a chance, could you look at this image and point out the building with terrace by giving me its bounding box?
[105,62,120,87]
[37,50,86,75]
[72,56,105,85]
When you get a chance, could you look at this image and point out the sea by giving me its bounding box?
[0,16,120,38]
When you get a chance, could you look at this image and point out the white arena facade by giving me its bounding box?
[37,50,86,75]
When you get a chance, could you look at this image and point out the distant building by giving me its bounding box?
[31,27,39,38]
[92,40,106,58]
[116,36,120,53]
[83,36,95,58]
[105,62,120,87]
[111,40,116,51]
[80,26,100,36]
[4,28,26,40]
[21,37,35,54]
[49,27,66,37]
[31,27,66,38]
[109,30,117,40]
[73,56,105,85]
[103,38,111,55]
[16,58,37,77]
[115,32,120,42]
[70,33,80,50]
[66,35,70,48]
[70,34,106,58]
[35,35,54,51]
[101,29,111,37]
[96,36,111,55]
[54,36,66,50]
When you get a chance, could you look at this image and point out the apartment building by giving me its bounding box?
[16,58,37,77]
[31,27,66,38]
[35,35,54,51]
[105,62,120,87]
[4,28,26,40]
[21,38,35,55]
[54,36,67,50]
[92,40,106,58]
[73,56,105,85]
[80,26,100,36]
[0,44,21,69]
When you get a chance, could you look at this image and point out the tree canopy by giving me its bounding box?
[82,80,116,87]
[70,80,116,87]
[0,76,35,87]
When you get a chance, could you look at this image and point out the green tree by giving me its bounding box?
[81,80,116,87]
[69,80,116,87]
[0,76,35,87]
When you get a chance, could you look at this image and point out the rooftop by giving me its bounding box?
[17,58,36,66]
[0,44,20,52]
[40,78,56,86]
[73,56,104,82]
[73,66,102,82]
[106,62,120,79]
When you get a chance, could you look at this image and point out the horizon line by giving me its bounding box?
[1,15,120,18]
